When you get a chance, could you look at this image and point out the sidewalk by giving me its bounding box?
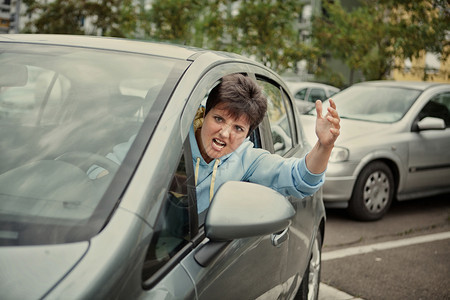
[319,283,364,300]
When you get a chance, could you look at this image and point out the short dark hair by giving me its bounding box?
[205,74,267,136]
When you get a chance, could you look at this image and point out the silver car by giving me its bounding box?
[0,34,325,299]
[300,81,450,221]
[285,81,340,113]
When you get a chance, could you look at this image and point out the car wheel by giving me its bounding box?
[295,230,322,300]
[348,161,394,221]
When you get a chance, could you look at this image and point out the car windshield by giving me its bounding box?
[307,85,421,123]
[0,43,185,245]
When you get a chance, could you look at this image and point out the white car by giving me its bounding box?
[285,81,340,113]
[300,80,450,221]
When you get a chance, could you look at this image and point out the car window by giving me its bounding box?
[315,85,420,123]
[295,88,307,100]
[258,80,293,155]
[308,88,326,102]
[419,93,450,127]
[0,44,185,245]
[328,88,339,97]
[142,150,195,282]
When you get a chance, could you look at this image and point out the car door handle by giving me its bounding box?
[271,227,289,247]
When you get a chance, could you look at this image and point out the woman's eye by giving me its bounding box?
[235,126,244,132]
[214,116,223,122]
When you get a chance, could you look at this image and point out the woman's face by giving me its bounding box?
[197,103,250,163]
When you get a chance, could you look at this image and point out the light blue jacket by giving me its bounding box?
[189,126,325,213]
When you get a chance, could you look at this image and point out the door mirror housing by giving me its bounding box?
[416,117,446,131]
[205,181,295,241]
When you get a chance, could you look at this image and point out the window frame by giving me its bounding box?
[417,92,450,128]
[256,76,298,156]
[142,139,199,287]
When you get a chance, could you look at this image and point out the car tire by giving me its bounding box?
[348,161,394,221]
[295,230,322,300]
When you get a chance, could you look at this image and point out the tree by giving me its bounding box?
[312,0,449,84]
[141,0,205,44]
[21,0,312,75]
[230,0,310,73]
[22,0,138,37]
[84,0,138,37]
[22,0,86,34]
[141,0,308,74]
[192,0,229,50]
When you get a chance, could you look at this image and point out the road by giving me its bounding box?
[319,193,450,300]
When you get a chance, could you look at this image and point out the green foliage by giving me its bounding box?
[20,0,449,81]
[21,0,306,74]
[136,0,308,73]
[22,0,137,37]
[144,0,205,44]
[230,0,306,72]
[312,0,449,83]
[22,0,86,34]
[193,0,229,50]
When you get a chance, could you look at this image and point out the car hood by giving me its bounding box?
[299,114,393,146]
[0,242,89,299]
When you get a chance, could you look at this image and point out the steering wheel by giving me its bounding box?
[55,151,119,174]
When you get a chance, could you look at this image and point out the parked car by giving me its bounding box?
[285,81,340,113]
[0,34,325,299]
[299,80,450,221]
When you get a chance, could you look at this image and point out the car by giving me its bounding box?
[299,80,450,221]
[285,81,340,113]
[0,34,325,299]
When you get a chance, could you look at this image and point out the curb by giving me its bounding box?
[319,283,364,300]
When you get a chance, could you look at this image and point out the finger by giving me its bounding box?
[330,127,340,136]
[315,100,323,118]
[327,116,341,129]
[329,98,336,109]
[327,107,340,120]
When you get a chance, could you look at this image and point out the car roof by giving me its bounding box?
[0,34,244,62]
[355,80,449,90]
[285,81,339,90]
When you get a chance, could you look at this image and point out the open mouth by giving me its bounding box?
[212,138,226,150]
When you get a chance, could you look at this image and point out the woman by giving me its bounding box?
[190,74,340,213]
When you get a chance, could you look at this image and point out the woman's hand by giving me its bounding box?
[305,98,341,174]
[315,98,340,149]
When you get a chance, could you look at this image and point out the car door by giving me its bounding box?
[406,91,450,193]
[146,66,292,300]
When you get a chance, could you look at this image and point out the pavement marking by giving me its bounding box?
[322,231,450,261]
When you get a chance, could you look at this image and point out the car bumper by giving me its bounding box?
[322,176,355,207]
[322,162,358,207]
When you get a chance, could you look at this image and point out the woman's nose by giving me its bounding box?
[219,124,231,138]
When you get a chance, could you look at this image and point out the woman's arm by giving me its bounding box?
[305,99,340,174]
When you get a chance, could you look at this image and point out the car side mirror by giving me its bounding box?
[415,117,446,131]
[195,181,295,267]
[205,181,295,241]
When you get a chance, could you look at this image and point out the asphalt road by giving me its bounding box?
[319,193,450,300]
